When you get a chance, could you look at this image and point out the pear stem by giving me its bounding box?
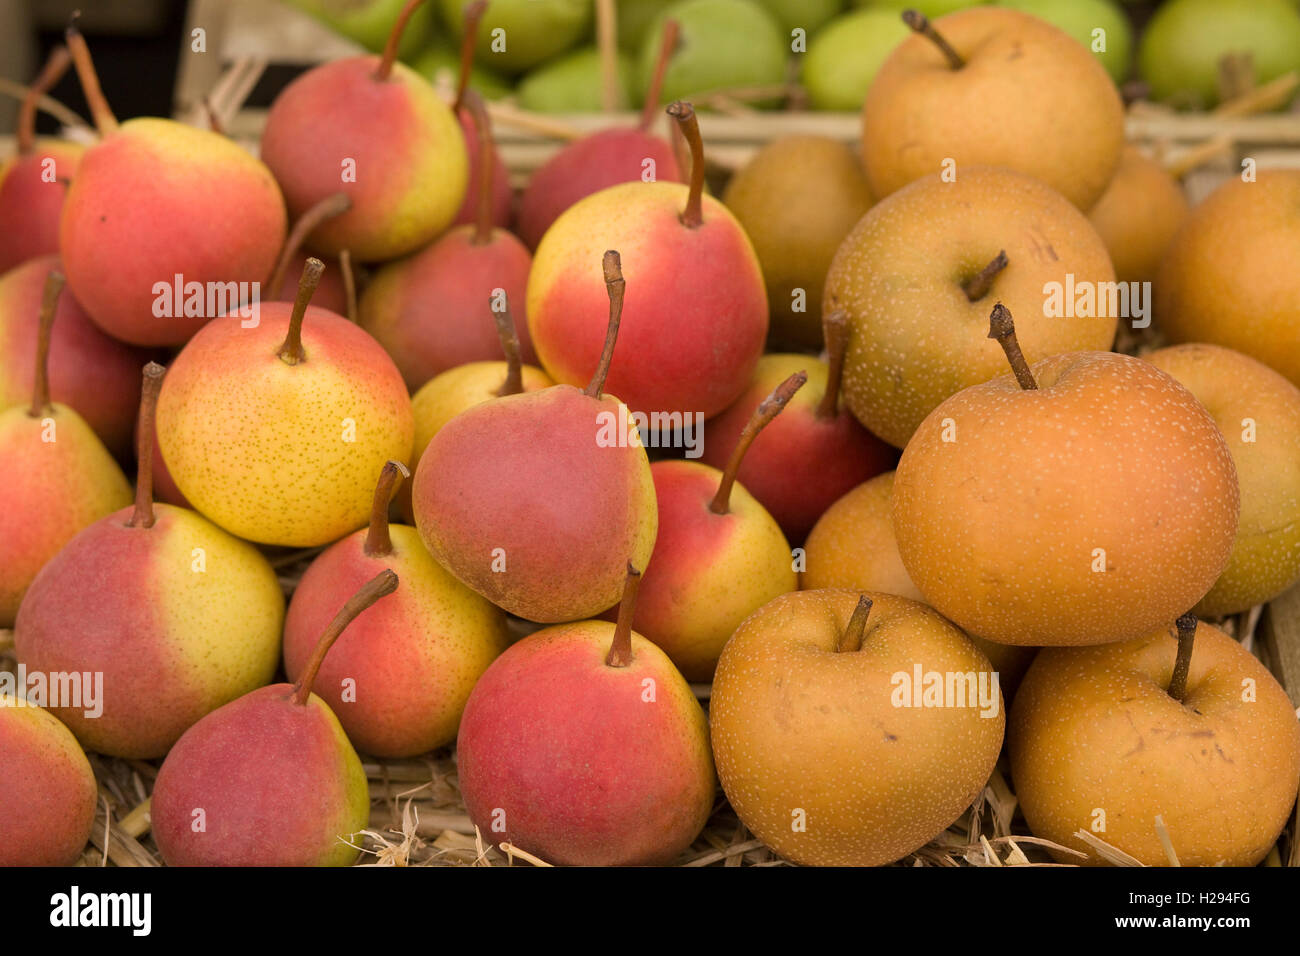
[340,249,357,322]
[363,461,410,557]
[988,303,1037,391]
[492,292,524,397]
[1167,613,1198,703]
[962,250,1008,303]
[18,45,72,155]
[29,270,64,417]
[292,570,399,706]
[902,9,965,70]
[126,362,166,530]
[835,596,873,653]
[265,193,351,295]
[639,19,680,131]
[453,0,489,113]
[65,14,118,135]
[278,258,325,366]
[584,251,625,398]
[816,310,850,421]
[605,563,642,668]
[376,0,428,82]
[666,101,705,229]
[710,370,807,515]
[462,89,495,246]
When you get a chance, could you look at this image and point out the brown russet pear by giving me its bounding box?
[1010,615,1300,866]
[862,7,1124,210]
[711,590,1005,866]
[0,270,130,626]
[15,363,284,758]
[152,572,395,866]
[893,305,1239,647]
[721,135,873,350]
[1155,170,1300,387]
[413,252,657,623]
[1087,146,1189,285]
[1146,344,1300,617]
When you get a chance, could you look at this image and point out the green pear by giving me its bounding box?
[0,270,130,626]
[518,46,636,112]
[853,0,988,14]
[758,0,844,35]
[1138,0,1300,108]
[638,0,789,105]
[411,39,513,99]
[619,0,675,49]
[802,8,910,110]
[999,0,1133,84]
[151,572,395,866]
[285,0,438,57]
[439,0,593,75]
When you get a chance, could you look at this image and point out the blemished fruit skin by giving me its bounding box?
[0,403,131,627]
[1087,146,1189,285]
[862,7,1124,211]
[1137,0,1300,109]
[283,524,510,758]
[1009,621,1300,866]
[628,459,797,682]
[802,472,1037,697]
[517,128,682,251]
[893,351,1240,647]
[721,137,873,350]
[1155,171,1300,388]
[824,166,1117,449]
[412,387,657,623]
[710,589,1005,867]
[151,684,370,866]
[451,108,513,231]
[358,226,538,391]
[13,502,285,758]
[0,140,83,274]
[1146,344,1300,618]
[0,694,98,866]
[700,355,896,541]
[259,58,467,262]
[0,256,144,456]
[156,304,414,548]
[528,182,768,420]
[60,118,286,346]
[456,621,716,866]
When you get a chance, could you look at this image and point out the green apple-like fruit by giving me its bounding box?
[518,46,636,112]
[439,0,593,75]
[802,8,910,110]
[151,572,394,866]
[1138,0,1300,108]
[758,0,844,35]
[711,589,1005,866]
[1011,616,1300,865]
[285,0,437,56]
[998,0,1133,84]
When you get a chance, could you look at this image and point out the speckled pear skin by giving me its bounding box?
[824,165,1118,449]
[527,181,767,419]
[0,255,144,455]
[155,304,414,548]
[60,118,286,346]
[260,57,467,262]
[1146,344,1300,617]
[151,684,369,866]
[0,139,83,273]
[0,402,131,626]
[627,460,796,682]
[0,694,98,866]
[709,589,1005,867]
[456,621,715,866]
[412,386,657,623]
[1010,621,1300,866]
[283,524,509,758]
[13,502,284,759]
[862,7,1124,211]
[893,352,1240,647]
[517,128,682,250]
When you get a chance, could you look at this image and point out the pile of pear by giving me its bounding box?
[2,3,1299,869]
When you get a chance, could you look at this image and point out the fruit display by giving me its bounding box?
[2,0,1299,875]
